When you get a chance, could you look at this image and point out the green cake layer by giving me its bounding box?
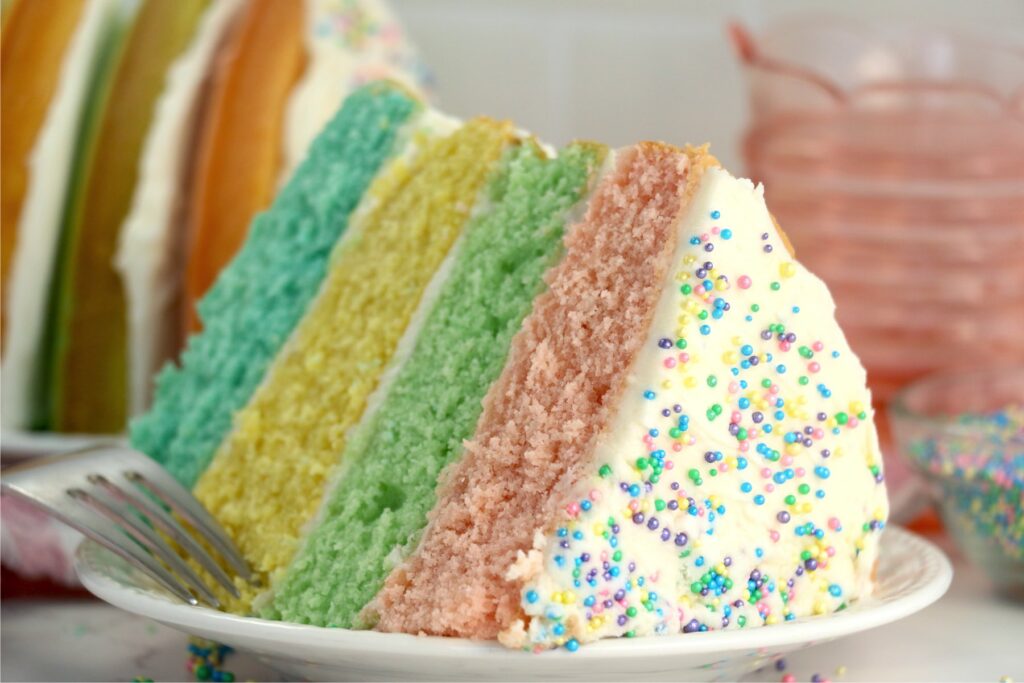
[130,82,419,487]
[266,141,604,628]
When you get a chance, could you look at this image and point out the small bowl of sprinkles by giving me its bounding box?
[890,365,1024,600]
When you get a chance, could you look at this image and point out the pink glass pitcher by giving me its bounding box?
[732,17,1024,401]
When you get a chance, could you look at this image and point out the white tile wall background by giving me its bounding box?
[393,0,1024,170]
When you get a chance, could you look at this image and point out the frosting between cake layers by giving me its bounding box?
[342,116,525,452]
[504,166,888,650]
[287,119,471,543]
[252,164,469,614]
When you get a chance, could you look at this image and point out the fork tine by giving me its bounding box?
[1,484,198,606]
[124,469,254,581]
[89,474,240,598]
[1,443,256,605]
[70,487,222,608]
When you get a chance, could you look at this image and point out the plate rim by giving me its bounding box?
[74,525,952,660]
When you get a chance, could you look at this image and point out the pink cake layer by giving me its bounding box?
[372,143,702,639]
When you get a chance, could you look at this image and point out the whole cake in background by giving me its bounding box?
[0,0,429,435]
[131,80,889,650]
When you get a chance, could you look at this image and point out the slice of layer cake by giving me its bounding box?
[126,81,887,649]
[265,140,607,628]
[0,0,120,430]
[370,143,888,649]
[193,113,516,610]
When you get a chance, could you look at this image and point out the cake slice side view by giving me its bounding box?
[122,81,889,650]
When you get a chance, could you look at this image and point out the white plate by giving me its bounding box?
[1,430,124,459]
[75,526,951,682]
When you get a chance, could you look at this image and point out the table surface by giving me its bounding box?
[2,549,1022,683]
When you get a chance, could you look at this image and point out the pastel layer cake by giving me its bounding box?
[133,81,422,490]
[131,82,888,649]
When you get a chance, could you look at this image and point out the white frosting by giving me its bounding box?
[504,166,888,649]
[0,0,121,429]
[279,0,429,182]
[115,0,244,417]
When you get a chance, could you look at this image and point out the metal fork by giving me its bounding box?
[1,443,254,608]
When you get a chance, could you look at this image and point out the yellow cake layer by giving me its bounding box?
[192,117,514,610]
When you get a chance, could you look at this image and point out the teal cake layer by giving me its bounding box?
[130,82,419,487]
[265,141,604,628]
